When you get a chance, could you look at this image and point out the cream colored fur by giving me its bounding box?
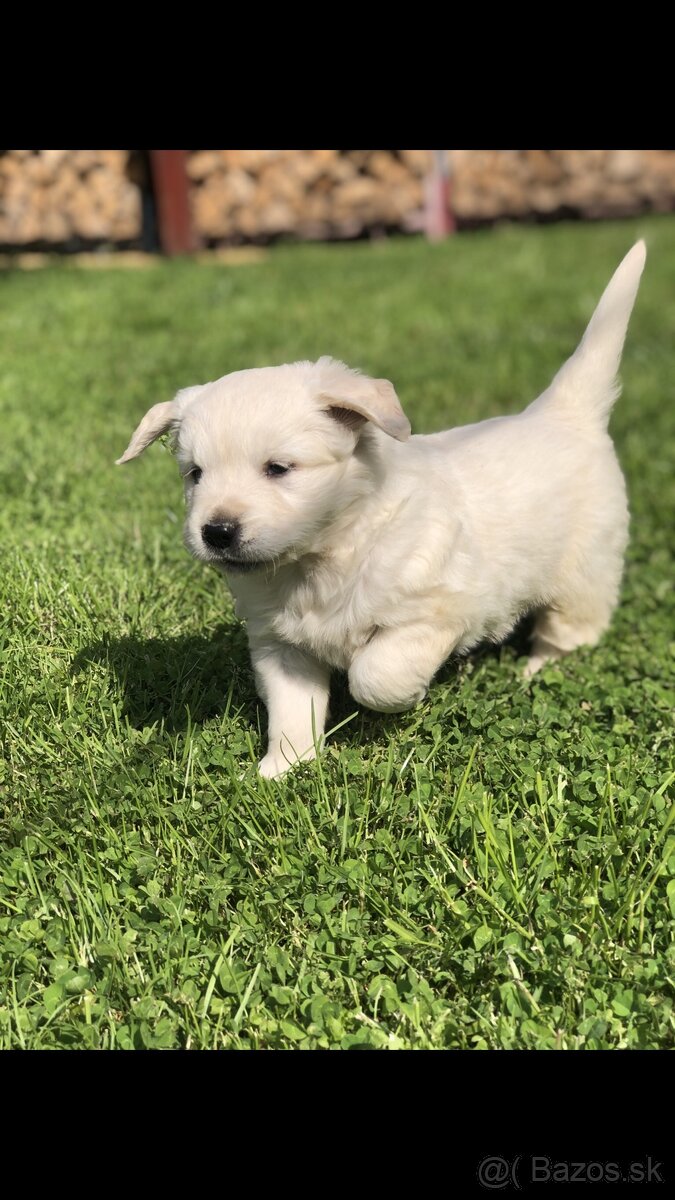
[118,242,646,777]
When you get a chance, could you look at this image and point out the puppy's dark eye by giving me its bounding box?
[187,466,202,484]
[264,462,293,478]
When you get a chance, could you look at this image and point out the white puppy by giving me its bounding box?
[118,241,646,777]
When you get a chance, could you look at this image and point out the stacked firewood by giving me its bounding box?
[187,148,675,239]
[0,150,141,244]
[2,149,675,248]
[187,149,430,241]
[449,149,675,221]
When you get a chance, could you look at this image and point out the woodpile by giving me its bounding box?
[188,149,675,241]
[2,150,675,249]
[0,150,141,245]
[449,149,675,221]
[187,149,429,241]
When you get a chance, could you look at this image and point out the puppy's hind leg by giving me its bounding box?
[525,578,621,678]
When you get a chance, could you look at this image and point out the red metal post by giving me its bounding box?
[425,149,455,240]
[148,150,198,255]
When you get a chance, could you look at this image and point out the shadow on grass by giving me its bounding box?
[72,624,258,733]
[72,614,534,749]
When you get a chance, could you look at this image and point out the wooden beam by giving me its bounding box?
[425,149,455,240]
[148,150,198,255]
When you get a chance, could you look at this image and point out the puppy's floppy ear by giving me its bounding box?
[115,385,205,465]
[314,356,411,441]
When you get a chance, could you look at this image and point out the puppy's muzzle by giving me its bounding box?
[201,519,240,551]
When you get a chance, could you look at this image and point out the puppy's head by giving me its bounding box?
[117,357,410,571]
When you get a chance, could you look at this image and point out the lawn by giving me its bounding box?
[1,217,673,1050]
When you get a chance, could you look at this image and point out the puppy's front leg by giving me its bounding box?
[349,624,458,714]
[250,638,331,779]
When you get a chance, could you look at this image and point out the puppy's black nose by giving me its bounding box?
[201,520,240,550]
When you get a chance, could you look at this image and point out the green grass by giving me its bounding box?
[1,216,674,1050]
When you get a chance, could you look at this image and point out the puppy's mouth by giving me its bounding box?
[216,555,267,573]
[200,546,272,572]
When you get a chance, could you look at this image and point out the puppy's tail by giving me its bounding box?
[530,240,646,430]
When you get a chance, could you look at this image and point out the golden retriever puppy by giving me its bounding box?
[118,242,646,777]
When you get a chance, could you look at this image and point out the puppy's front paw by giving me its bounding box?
[258,751,292,779]
[258,743,318,779]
